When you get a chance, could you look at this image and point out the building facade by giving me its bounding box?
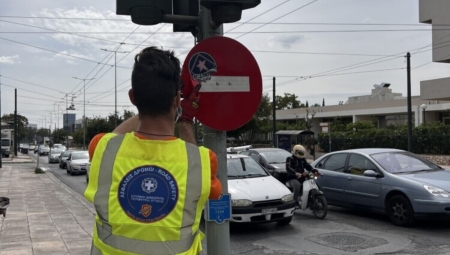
[63,113,76,133]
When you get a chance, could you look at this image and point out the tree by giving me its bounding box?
[36,128,50,144]
[123,109,135,120]
[275,93,304,110]
[51,128,67,144]
[1,113,29,142]
[306,101,309,107]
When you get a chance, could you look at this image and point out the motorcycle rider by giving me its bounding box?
[286,144,314,207]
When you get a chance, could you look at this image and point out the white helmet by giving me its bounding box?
[292,144,306,159]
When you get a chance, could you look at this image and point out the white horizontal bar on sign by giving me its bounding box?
[201,76,250,92]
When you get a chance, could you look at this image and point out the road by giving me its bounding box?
[27,152,450,255]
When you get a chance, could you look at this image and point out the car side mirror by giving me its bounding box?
[363,170,379,178]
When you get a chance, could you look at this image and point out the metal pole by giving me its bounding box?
[272,77,276,147]
[14,88,17,156]
[328,123,332,152]
[423,109,426,124]
[0,67,2,168]
[406,52,413,152]
[73,77,94,149]
[198,7,230,255]
[115,51,117,127]
[65,95,68,149]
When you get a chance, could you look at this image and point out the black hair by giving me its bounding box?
[131,47,181,117]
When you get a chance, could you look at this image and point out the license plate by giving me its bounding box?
[262,208,277,214]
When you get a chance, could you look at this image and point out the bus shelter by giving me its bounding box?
[275,130,316,158]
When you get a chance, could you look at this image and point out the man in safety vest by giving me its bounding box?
[84,46,222,255]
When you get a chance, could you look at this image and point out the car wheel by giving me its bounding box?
[277,216,292,226]
[387,194,415,227]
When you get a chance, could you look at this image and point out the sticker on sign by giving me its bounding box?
[201,76,250,92]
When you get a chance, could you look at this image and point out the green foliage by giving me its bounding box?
[317,122,450,154]
[1,113,29,142]
[275,93,304,110]
[51,128,67,144]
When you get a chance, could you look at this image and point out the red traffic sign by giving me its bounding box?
[181,36,262,131]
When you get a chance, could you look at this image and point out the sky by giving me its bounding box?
[0,0,449,129]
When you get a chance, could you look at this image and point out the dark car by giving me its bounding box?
[59,150,73,169]
[239,148,292,183]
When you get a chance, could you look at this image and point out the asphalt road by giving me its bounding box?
[26,152,450,255]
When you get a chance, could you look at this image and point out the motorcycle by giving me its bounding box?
[286,170,328,219]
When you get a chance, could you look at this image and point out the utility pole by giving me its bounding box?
[73,77,95,150]
[272,77,276,147]
[197,7,231,255]
[14,89,17,156]
[0,67,2,168]
[406,52,413,152]
[101,45,129,128]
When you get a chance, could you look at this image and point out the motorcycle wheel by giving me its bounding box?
[312,195,328,219]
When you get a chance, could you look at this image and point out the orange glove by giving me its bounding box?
[179,83,201,124]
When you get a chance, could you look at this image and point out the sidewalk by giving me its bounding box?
[0,164,96,255]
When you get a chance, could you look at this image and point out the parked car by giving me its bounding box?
[66,151,89,175]
[227,154,296,225]
[34,145,40,154]
[311,148,450,227]
[239,148,292,183]
[53,144,67,151]
[38,146,50,156]
[59,150,73,169]
[48,148,63,163]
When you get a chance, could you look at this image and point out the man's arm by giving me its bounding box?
[178,121,196,145]
[113,115,139,135]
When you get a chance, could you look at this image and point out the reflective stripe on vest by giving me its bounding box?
[93,135,203,255]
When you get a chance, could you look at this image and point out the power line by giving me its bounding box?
[252,50,391,57]
[232,0,319,40]
[0,75,67,94]
[0,83,59,99]
[226,0,291,33]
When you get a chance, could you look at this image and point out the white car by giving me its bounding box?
[66,151,89,176]
[227,154,296,225]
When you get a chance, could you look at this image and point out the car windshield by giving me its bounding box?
[61,151,71,157]
[371,151,442,173]
[71,152,89,160]
[51,149,62,154]
[258,149,291,164]
[227,157,269,178]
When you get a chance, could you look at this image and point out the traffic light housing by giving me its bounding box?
[116,0,172,25]
[173,0,199,34]
[200,0,261,24]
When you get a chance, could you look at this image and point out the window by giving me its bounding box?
[347,154,377,175]
[249,153,261,164]
[371,152,438,173]
[227,157,269,178]
[322,153,348,172]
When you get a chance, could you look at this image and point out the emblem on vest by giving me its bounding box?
[142,178,157,194]
[118,166,179,223]
[188,52,217,82]
[140,204,152,218]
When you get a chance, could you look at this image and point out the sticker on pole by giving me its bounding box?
[181,37,262,131]
[204,193,231,224]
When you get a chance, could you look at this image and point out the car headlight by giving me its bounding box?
[281,193,294,203]
[231,199,252,207]
[424,185,450,198]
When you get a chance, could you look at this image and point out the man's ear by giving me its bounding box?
[129,89,136,106]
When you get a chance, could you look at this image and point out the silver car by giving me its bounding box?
[48,148,63,163]
[312,148,450,227]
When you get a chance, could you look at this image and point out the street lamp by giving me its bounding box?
[420,103,427,124]
[65,94,76,149]
[101,45,129,127]
[73,77,95,150]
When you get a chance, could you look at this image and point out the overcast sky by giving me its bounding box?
[0,0,449,128]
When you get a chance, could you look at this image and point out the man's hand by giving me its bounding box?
[179,83,201,124]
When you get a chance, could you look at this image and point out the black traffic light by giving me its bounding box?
[200,0,261,24]
[116,0,172,25]
[173,0,199,34]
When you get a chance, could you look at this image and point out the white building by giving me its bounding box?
[419,0,450,101]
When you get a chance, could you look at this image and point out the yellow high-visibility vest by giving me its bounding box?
[84,133,211,255]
